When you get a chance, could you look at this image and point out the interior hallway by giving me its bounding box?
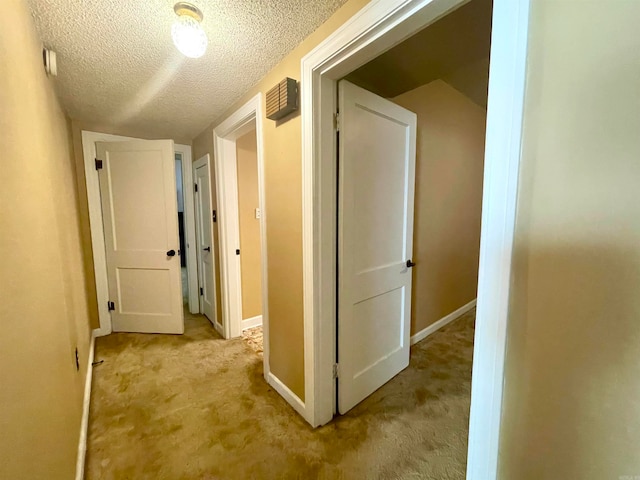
[86,309,474,479]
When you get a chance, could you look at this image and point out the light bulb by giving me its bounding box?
[172,15,207,58]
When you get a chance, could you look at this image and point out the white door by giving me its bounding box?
[96,140,184,334]
[337,80,417,414]
[193,156,218,331]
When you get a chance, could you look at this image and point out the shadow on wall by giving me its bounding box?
[274,106,300,127]
[503,242,640,479]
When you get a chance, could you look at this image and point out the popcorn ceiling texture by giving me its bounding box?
[28,0,348,140]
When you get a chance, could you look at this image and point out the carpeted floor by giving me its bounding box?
[86,308,474,479]
[242,325,263,354]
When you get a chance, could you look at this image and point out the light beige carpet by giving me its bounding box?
[86,309,474,479]
[242,325,263,354]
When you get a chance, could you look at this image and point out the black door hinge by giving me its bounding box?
[199,287,203,296]
[194,183,198,192]
[236,249,240,255]
[212,210,217,222]
[75,347,80,371]
[107,301,115,311]
[95,158,103,170]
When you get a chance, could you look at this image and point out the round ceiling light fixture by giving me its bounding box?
[172,2,207,58]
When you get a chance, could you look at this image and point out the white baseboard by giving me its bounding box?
[93,326,110,337]
[410,298,477,346]
[266,372,306,419]
[75,330,97,480]
[242,315,263,331]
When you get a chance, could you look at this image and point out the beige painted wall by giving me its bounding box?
[442,56,489,108]
[236,130,263,320]
[500,1,640,478]
[193,0,371,400]
[392,80,485,336]
[0,0,92,477]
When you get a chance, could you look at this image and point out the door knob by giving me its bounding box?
[203,246,211,252]
[406,259,416,268]
[167,249,176,257]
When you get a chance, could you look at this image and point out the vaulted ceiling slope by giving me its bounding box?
[28,0,348,140]
[346,0,492,105]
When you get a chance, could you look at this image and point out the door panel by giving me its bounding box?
[117,268,173,314]
[108,150,169,250]
[96,140,184,334]
[351,109,409,273]
[338,80,417,414]
[194,159,218,330]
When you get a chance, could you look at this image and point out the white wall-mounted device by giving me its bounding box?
[42,47,57,77]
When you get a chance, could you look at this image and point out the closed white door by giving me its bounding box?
[96,140,184,334]
[337,80,417,414]
[193,156,218,331]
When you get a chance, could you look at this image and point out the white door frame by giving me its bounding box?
[193,154,221,333]
[82,131,198,336]
[300,1,530,479]
[212,93,270,371]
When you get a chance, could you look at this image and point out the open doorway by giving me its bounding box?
[300,0,529,475]
[175,153,188,304]
[235,127,265,354]
[212,94,271,376]
[193,154,219,332]
[336,0,490,414]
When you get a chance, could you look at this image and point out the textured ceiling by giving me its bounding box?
[28,0,348,140]
[345,0,491,102]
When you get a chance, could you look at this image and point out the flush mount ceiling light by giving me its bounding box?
[172,2,207,58]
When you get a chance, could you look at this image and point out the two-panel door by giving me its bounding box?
[338,80,417,413]
[96,140,184,334]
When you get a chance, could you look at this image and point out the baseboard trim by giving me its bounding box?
[242,315,263,331]
[93,327,110,337]
[410,299,477,346]
[266,372,306,418]
[75,330,97,480]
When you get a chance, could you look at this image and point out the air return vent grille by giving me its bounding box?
[266,78,298,121]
